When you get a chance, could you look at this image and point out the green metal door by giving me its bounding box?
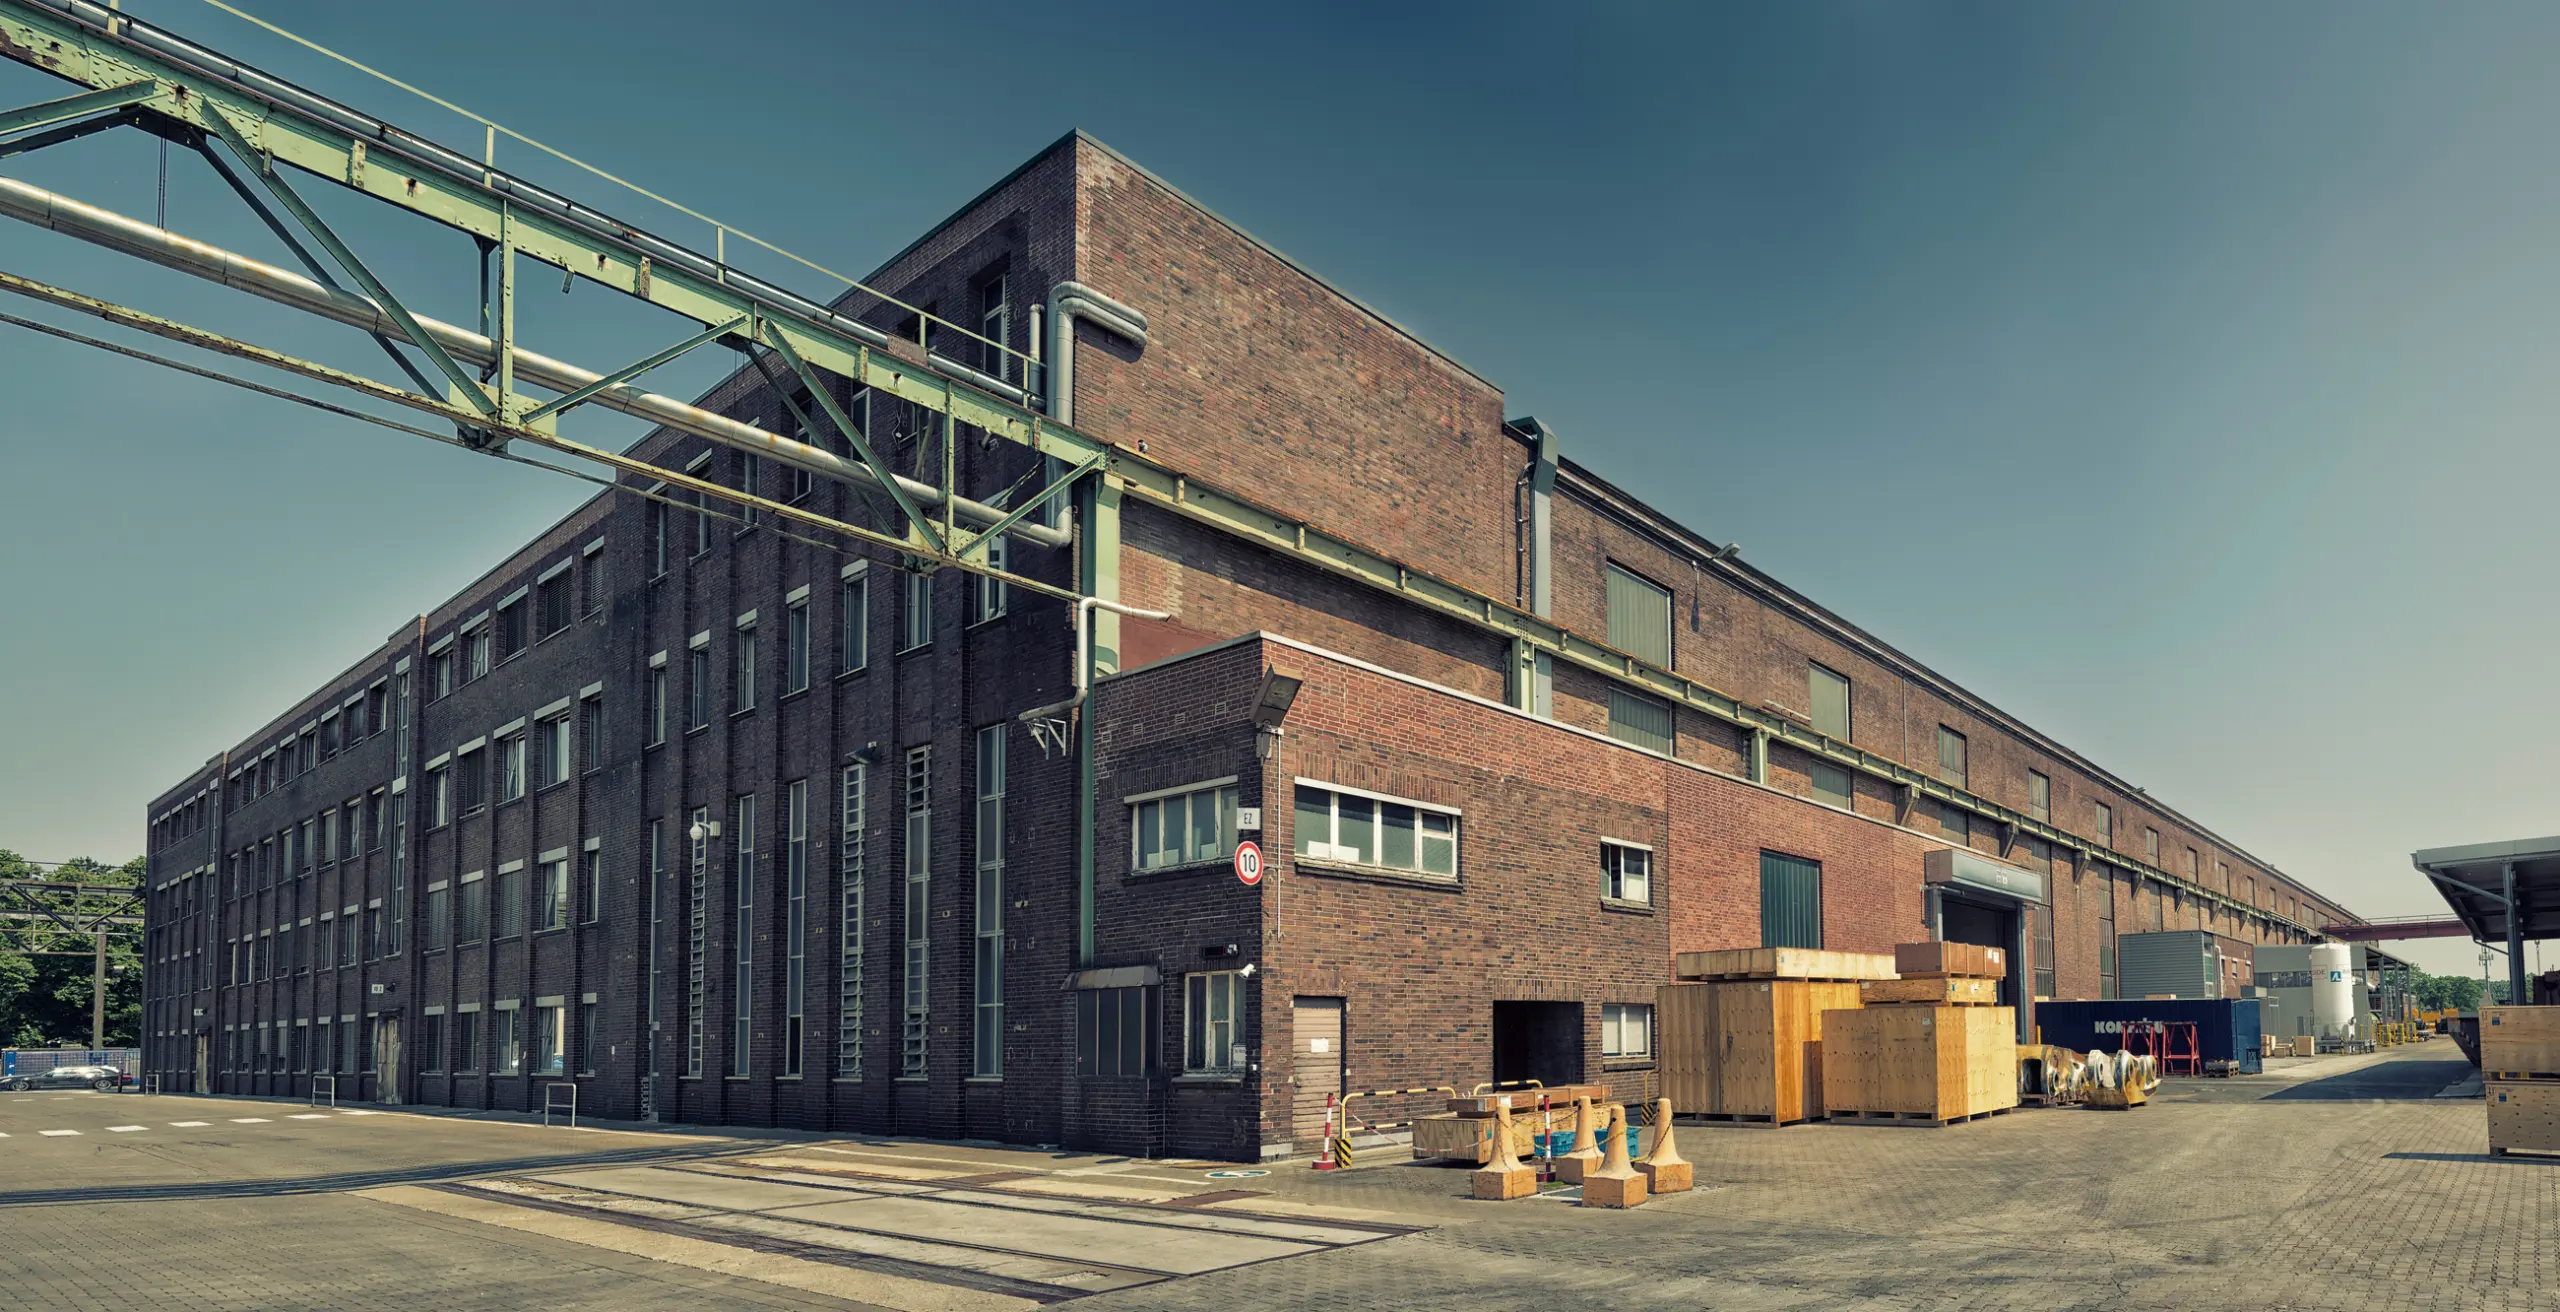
[1759,851,1822,949]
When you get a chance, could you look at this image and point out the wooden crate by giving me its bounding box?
[2488,1080,2560,1157]
[1446,1085,1608,1115]
[1893,941,2007,979]
[1859,976,2002,1007]
[1673,948,1897,982]
[1821,1004,2019,1123]
[1410,1112,1540,1164]
[1660,978,1865,1124]
[2482,1007,2560,1077]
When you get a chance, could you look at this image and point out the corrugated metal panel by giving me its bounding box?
[1760,851,1822,949]
[1606,688,1674,755]
[1605,565,1672,666]
[2116,930,2221,999]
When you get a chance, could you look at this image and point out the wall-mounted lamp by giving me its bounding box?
[1254,671,1303,760]
[688,819,722,843]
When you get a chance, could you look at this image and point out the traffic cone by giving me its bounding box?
[1579,1103,1648,1209]
[1636,1098,1691,1193]
[1555,1096,1603,1185]
[1471,1102,1536,1200]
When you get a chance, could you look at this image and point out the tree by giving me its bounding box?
[2409,970,2483,1014]
[0,848,144,1048]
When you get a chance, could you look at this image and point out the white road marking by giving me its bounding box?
[337,1109,387,1116]
[228,1117,271,1123]
[170,1121,209,1127]
[38,1129,81,1137]
[288,1113,331,1120]
[106,1125,147,1132]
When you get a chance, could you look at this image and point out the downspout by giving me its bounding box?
[1040,281,1152,971]
[1507,417,1562,714]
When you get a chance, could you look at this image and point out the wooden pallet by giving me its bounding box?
[1828,1106,2013,1128]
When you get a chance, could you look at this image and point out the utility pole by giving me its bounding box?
[91,929,107,1050]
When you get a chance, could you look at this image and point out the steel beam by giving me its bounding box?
[523,314,746,423]
[761,324,944,553]
[0,76,150,136]
[0,101,136,157]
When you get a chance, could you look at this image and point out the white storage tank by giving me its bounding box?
[2309,942,2357,1038]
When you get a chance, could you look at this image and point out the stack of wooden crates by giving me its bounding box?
[1659,948,1899,1125]
[1820,942,2020,1126]
[2483,1006,2560,1159]
[1411,1084,1610,1163]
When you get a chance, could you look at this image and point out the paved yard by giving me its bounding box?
[1,1039,2546,1311]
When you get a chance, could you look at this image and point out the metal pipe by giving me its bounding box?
[1015,595,1173,725]
[1043,280,1149,427]
[1509,417,1560,618]
[0,176,1071,549]
[2505,862,2526,1006]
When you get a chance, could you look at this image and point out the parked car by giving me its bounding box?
[0,1065,125,1092]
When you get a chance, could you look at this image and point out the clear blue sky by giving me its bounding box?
[3,1,2552,977]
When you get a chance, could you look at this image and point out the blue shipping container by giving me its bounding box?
[2033,999,2263,1075]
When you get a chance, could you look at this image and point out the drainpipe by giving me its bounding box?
[1507,417,1562,714]
[1018,596,1172,968]
[1043,280,1151,427]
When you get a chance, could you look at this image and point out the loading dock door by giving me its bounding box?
[374,1016,401,1105]
[1292,998,1344,1147]
[1492,1001,1585,1089]
[1942,895,2026,1034]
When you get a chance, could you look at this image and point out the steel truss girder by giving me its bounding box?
[0,73,146,135]
[0,97,132,157]
[0,266,1081,604]
[761,325,945,554]
[0,0,1100,466]
[523,314,745,424]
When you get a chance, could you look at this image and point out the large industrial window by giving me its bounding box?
[733,793,756,1078]
[1601,842,1651,904]
[2097,869,2118,1000]
[1937,726,1968,788]
[839,764,867,1080]
[1185,971,1241,1072]
[1607,688,1675,755]
[1759,850,1822,949]
[1130,781,1238,871]
[1810,760,1853,809]
[974,726,1006,1079]
[2033,901,2056,999]
[785,779,807,1078]
[2028,770,2051,824]
[648,491,668,577]
[1294,782,1457,878]
[736,452,762,529]
[1602,1002,1652,1059]
[1077,985,1154,1078]
[1605,563,1673,666]
[903,746,932,1075]
[496,595,526,662]
[1808,662,1850,740]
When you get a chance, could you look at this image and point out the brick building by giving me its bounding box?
[139,131,2356,1160]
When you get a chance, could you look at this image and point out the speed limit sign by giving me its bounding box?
[1234,840,1264,886]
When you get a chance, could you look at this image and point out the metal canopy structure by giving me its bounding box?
[2412,836,2560,1003]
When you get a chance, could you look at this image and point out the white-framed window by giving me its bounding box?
[1602,1003,1652,1059]
[841,565,870,673]
[1292,781,1457,878]
[1130,781,1239,871]
[974,726,1005,1078]
[428,764,451,828]
[689,646,711,727]
[466,626,492,682]
[538,857,569,932]
[495,733,525,803]
[540,713,572,788]
[1602,841,1652,904]
[785,778,808,1078]
[648,664,668,745]
[903,570,933,651]
[733,622,758,713]
[736,451,762,529]
[903,745,931,1075]
[533,1004,565,1075]
[1184,971,1241,1073]
[493,864,523,938]
[493,1007,521,1075]
[785,597,811,695]
[971,533,1008,624]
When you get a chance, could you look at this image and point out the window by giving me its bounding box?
[460,873,488,941]
[580,999,600,1074]
[580,694,603,772]
[540,714,571,789]
[1601,1003,1652,1059]
[533,1005,565,1075]
[429,649,453,699]
[1606,688,1674,755]
[493,1008,521,1075]
[785,597,811,695]
[339,913,356,967]
[500,596,531,661]
[536,569,571,639]
[785,779,808,1078]
[649,664,668,745]
[736,452,762,529]
[1077,985,1154,1078]
[538,858,569,932]
[839,764,868,1080]
[429,764,452,827]
[1293,782,1457,878]
[974,727,1005,1079]
[1810,760,1853,809]
[692,482,711,556]
[1602,842,1651,904]
[733,623,758,713]
[2097,869,2118,999]
[319,809,338,865]
[581,844,602,924]
[2092,801,2113,847]
[465,625,491,681]
[581,543,603,615]
[455,1010,480,1072]
[1185,971,1241,1073]
[2034,901,2057,999]
[2143,827,2160,865]
[427,882,451,946]
[840,567,869,673]
[977,268,1011,379]
[689,646,711,727]
[1937,726,1968,789]
[902,570,933,651]
[369,789,386,849]
[971,534,1008,624]
[1130,782,1239,871]
[300,819,316,872]
[685,805,707,1078]
[903,746,932,1075]
[366,685,387,738]
[1759,850,1822,949]
[2027,770,2051,824]
[321,713,340,759]
[1808,662,1850,740]
[1604,563,1672,666]
[648,493,669,577]
[498,731,527,803]
[495,865,523,938]
[459,745,489,814]
[1939,801,1969,844]
[733,793,756,1078]
[419,1013,444,1072]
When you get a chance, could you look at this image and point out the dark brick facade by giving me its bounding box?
[141,130,2351,1160]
